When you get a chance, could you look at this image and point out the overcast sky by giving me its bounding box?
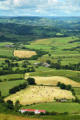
[0,0,80,16]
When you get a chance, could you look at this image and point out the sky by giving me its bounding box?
[0,0,80,16]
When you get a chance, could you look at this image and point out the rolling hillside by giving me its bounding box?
[5,86,74,105]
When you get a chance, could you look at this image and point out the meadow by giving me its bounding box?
[23,102,80,113]
[0,80,25,96]
[1,114,80,120]
[74,87,80,99]
[0,74,24,81]
[25,37,80,65]
[0,114,41,120]
[0,48,14,57]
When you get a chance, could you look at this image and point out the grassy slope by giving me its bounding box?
[0,74,24,81]
[0,114,41,120]
[5,86,74,105]
[1,114,80,120]
[0,48,13,57]
[25,37,80,65]
[29,67,80,82]
[0,80,25,96]
[25,75,80,87]
[23,102,80,113]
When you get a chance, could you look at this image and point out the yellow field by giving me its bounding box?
[5,86,74,105]
[14,50,37,58]
[0,114,41,120]
[25,75,80,87]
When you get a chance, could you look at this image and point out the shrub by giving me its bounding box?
[27,77,36,85]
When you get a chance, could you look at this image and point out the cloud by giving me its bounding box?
[0,0,80,16]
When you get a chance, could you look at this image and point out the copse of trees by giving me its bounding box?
[49,59,80,71]
[57,82,72,90]
[6,100,14,110]
[57,82,75,95]
[0,59,35,75]
[9,82,27,94]
[27,77,36,85]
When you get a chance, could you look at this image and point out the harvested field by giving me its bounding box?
[25,75,80,87]
[14,50,37,58]
[5,86,74,105]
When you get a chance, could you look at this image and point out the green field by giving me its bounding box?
[0,48,14,57]
[25,37,80,65]
[1,114,80,120]
[0,42,13,47]
[0,74,24,81]
[0,80,25,96]
[39,115,80,120]
[23,102,80,113]
[74,87,80,99]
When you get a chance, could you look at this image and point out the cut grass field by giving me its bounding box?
[23,102,80,113]
[25,75,80,87]
[0,80,25,96]
[14,50,37,58]
[29,67,80,82]
[5,86,74,105]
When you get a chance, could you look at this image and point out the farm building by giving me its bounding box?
[19,109,46,114]
[56,98,68,102]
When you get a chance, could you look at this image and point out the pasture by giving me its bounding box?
[25,37,80,65]
[14,50,37,58]
[0,80,25,96]
[0,48,13,57]
[0,42,13,47]
[23,102,80,113]
[25,75,80,87]
[5,86,74,105]
[74,87,80,99]
[1,114,80,120]
[0,74,24,81]
[0,114,41,120]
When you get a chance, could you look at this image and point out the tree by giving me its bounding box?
[6,100,14,110]
[27,77,36,85]
[66,85,72,90]
[15,100,20,111]
[60,83,66,89]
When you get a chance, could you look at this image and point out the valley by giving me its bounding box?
[0,16,80,120]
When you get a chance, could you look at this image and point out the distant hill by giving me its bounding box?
[0,16,80,43]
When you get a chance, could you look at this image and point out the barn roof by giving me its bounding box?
[21,109,46,113]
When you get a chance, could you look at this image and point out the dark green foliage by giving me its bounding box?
[27,77,36,85]
[9,82,27,94]
[0,97,4,103]
[57,82,73,91]
[6,100,14,110]
[15,100,21,112]
[50,61,80,71]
